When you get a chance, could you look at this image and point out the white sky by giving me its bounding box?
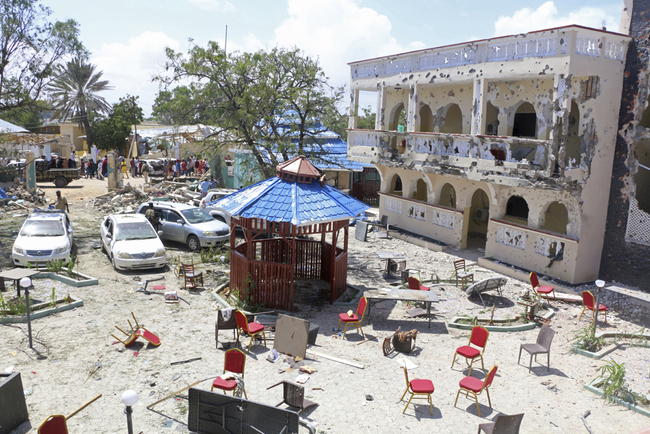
[42,0,623,117]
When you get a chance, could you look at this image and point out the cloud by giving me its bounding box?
[186,0,235,12]
[272,0,426,90]
[495,1,617,36]
[92,32,181,116]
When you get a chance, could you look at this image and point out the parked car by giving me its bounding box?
[199,189,238,225]
[100,213,166,270]
[12,210,73,267]
[137,202,230,251]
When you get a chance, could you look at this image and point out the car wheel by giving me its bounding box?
[100,241,106,253]
[111,254,118,270]
[215,216,227,224]
[54,177,67,188]
[187,235,200,251]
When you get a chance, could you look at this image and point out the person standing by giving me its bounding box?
[200,177,211,198]
[54,190,69,212]
[144,202,159,230]
[142,161,150,184]
[121,159,129,178]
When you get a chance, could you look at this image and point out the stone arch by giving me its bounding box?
[540,201,569,234]
[439,183,457,209]
[466,188,490,248]
[410,178,429,202]
[505,195,529,224]
[565,100,581,167]
[388,173,403,196]
[441,103,463,134]
[512,102,537,138]
[389,102,406,131]
[419,104,434,132]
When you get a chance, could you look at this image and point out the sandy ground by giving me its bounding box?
[1,177,650,434]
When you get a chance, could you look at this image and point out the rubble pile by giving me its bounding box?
[0,184,47,216]
[90,181,202,214]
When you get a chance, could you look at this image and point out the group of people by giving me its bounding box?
[167,156,210,180]
[81,156,109,179]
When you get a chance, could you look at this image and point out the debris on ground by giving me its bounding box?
[90,180,201,213]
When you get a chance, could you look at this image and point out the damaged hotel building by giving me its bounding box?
[346,21,646,286]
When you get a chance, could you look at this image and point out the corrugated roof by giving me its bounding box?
[209,173,369,226]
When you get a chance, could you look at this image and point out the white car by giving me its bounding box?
[12,210,73,267]
[200,189,238,225]
[100,214,166,270]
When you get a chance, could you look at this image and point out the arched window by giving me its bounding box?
[541,201,568,234]
[439,183,456,209]
[513,102,536,138]
[505,196,529,222]
[389,103,406,131]
[419,104,434,132]
[411,178,428,202]
[441,104,463,134]
[389,174,403,196]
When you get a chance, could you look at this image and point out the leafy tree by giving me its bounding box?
[0,99,49,131]
[356,105,376,130]
[0,0,86,114]
[155,43,343,178]
[93,95,143,152]
[47,57,112,149]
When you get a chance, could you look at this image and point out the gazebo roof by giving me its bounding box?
[210,157,369,226]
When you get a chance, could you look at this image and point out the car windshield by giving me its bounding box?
[115,222,157,241]
[181,208,214,224]
[20,220,65,237]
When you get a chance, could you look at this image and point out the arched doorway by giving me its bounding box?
[513,102,537,138]
[441,104,463,134]
[565,101,581,167]
[486,101,499,135]
[411,178,428,202]
[388,174,403,196]
[419,104,434,132]
[389,103,406,131]
[541,201,568,234]
[439,183,456,209]
[467,189,490,249]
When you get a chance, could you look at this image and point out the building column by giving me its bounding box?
[376,86,386,130]
[24,152,36,195]
[552,73,571,173]
[407,84,418,132]
[470,78,487,137]
[348,89,359,129]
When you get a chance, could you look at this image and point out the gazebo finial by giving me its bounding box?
[276,155,320,184]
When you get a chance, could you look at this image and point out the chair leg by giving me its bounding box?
[454,389,462,408]
[400,386,410,401]
[578,306,586,321]
[547,352,551,371]
[529,353,533,372]
[403,393,415,414]
[428,394,433,415]
[517,346,523,365]
[247,336,253,353]
[451,353,458,368]
[358,323,365,338]
[337,319,341,331]
[262,331,267,347]
[342,323,348,338]
[485,388,492,408]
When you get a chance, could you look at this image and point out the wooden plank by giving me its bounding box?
[306,350,364,369]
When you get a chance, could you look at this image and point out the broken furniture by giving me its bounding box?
[392,328,418,354]
[489,148,507,164]
[452,325,489,375]
[214,309,263,349]
[211,348,247,399]
[518,324,556,372]
[188,387,300,434]
[408,276,430,291]
[364,288,439,328]
[37,394,102,434]
[454,259,474,289]
[181,261,203,290]
[0,268,40,297]
[529,272,555,306]
[111,312,161,347]
[235,310,267,353]
[579,290,609,324]
[465,277,508,307]
[274,314,310,359]
[454,365,498,417]
[337,296,367,339]
[478,412,524,434]
[0,372,29,434]
[400,366,434,415]
[267,380,318,413]
[376,251,406,276]
[376,215,391,239]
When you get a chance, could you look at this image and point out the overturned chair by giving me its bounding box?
[267,380,318,413]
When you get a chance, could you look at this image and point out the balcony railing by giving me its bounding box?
[348,129,552,174]
[350,26,628,79]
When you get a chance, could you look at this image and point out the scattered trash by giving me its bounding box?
[173,373,181,381]
[170,357,201,366]
[133,352,140,357]
[295,374,310,384]
[267,349,280,363]
[299,366,316,374]
[365,394,374,401]
[4,366,14,373]
[24,389,32,396]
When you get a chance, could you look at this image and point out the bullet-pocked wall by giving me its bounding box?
[600,0,650,289]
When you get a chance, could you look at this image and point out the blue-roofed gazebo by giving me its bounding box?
[211,156,369,311]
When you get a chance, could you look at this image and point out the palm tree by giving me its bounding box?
[47,57,112,148]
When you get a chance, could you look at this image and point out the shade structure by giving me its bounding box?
[210,156,369,311]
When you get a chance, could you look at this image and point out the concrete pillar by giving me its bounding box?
[348,89,359,129]
[471,78,487,136]
[24,152,36,194]
[376,86,386,130]
[552,73,571,173]
[407,84,417,132]
[106,152,121,191]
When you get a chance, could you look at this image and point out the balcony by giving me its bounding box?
[348,129,558,181]
[350,25,628,80]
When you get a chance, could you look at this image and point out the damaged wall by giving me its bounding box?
[600,0,650,289]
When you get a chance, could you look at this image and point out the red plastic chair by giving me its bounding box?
[400,366,434,415]
[454,365,498,417]
[408,276,430,291]
[579,291,609,324]
[338,296,367,338]
[529,272,555,306]
[212,348,247,399]
[451,325,489,375]
[38,415,68,434]
[235,310,266,353]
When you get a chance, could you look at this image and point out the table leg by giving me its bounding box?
[427,302,431,328]
[367,300,372,323]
